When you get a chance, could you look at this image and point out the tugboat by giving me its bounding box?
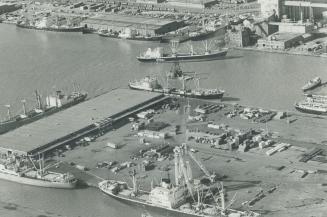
[128,63,224,99]
[302,77,321,91]
[137,41,228,63]
[99,145,259,217]
[0,153,77,188]
[0,89,87,134]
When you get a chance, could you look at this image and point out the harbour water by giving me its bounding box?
[0,24,326,217]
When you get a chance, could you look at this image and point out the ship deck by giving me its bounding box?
[0,89,164,155]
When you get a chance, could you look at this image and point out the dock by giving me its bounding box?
[0,89,166,156]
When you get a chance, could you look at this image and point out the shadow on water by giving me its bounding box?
[3,203,18,210]
[222,97,240,102]
[76,180,91,189]
[223,55,243,60]
[154,55,243,64]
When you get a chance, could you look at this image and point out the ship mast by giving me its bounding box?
[21,99,27,116]
[35,90,42,110]
[4,104,11,120]
[130,169,138,194]
[220,182,226,215]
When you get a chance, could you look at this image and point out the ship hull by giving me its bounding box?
[100,188,206,217]
[189,31,216,41]
[17,24,84,32]
[0,94,87,134]
[98,33,119,38]
[0,172,77,189]
[295,105,327,115]
[128,84,224,100]
[302,83,321,92]
[124,36,162,42]
[137,50,228,63]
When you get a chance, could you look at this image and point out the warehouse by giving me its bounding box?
[0,89,165,156]
[257,32,314,50]
[81,14,183,36]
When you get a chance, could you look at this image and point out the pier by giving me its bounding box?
[0,89,166,156]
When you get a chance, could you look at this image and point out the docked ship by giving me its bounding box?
[0,154,77,188]
[128,63,224,99]
[16,17,84,32]
[188,30,216,41]
[98,29,119,38]
[99,145,259,217]
[17,22,84,32]
[0,89,87,134]
[302,77,321,91]
[137,41,228,63]
[295,97,327,115]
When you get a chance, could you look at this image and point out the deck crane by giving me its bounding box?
[182,143,217,182]
[174,146,195,201]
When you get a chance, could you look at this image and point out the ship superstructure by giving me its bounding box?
[99,144,259,217]
[128,63,224,99]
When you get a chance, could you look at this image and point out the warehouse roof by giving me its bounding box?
[84,14,176,27]
[0,89,162,155]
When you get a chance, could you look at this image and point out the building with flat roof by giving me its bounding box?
[257,31,314,49]
[81,14,183,36]
[0,89,164,156]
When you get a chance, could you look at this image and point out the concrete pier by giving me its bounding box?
[0,89,166,156]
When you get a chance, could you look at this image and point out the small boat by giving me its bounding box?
[302,77,321,91]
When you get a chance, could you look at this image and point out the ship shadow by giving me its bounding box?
[219,179,262,191]
[75,180,90,189]
[221,97,240,102]
[156,56,243,64]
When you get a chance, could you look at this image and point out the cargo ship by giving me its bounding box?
[99,145,259,217]
[295,99,327,115]
[302,77,321,91]
[0,90,87,134]
[17,22,84,32]
[137,41,228,63]
[128,64,224,99]
[0,154,77,188]
[119,31,162,41]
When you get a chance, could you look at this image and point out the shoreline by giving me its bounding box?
[233,46,327,58]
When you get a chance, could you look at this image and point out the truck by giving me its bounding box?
[107,142,118,149]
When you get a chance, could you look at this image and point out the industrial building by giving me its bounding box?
[81,14,183,36]
[0,89,165,156]
[259,0,327,22]
[166,0,218,9]
[0,3,21,15]
[257,32,313,49]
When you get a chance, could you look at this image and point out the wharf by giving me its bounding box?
[0,89,166,156]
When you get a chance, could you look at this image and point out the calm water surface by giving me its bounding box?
[0,24,326,217]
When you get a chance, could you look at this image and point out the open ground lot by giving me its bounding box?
[50,97,327,217]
